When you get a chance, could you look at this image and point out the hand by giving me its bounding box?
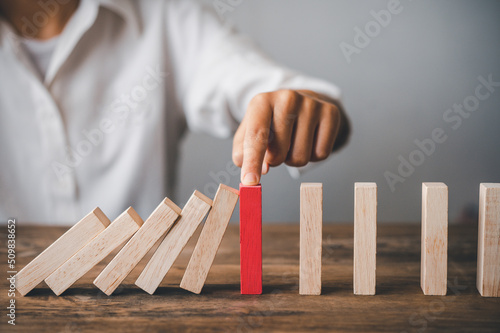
[233,89,347,185]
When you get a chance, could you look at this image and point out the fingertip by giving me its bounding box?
[241,172,260,186]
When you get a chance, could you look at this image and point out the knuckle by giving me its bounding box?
[244,128,270,150]
[250,127,270,142]
[250,92,271,107]
[277,90,300,114]
[323,103,340,119]
[278,89,298,105]
[301,98,320,118]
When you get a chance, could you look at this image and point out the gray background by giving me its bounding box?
[178,0,500,223]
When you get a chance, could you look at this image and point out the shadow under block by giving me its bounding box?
[477,183,500,297]
[240,184,262,295]
[135,191,212,294]
[45,207,143,296]
[93,198,181,295]
[15,208,111,296]
[421,182,448,296]
[180,184,239,294]
[354,183,377,295]
[300,183,322,295]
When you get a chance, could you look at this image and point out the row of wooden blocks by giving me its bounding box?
[15,182,500,297]
[300,182,500,297]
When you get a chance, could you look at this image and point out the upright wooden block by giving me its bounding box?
[300,183,322,295]
[45,207,143,296]
[240,183,262,295]
[135,191,212,294]
[421,182,448,295]
[477,183,500,297]
[180,184,239,294]
[93,198,181,295]
[15,208,110,296]
[354,183,377,295]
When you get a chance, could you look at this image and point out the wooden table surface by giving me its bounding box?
[1,223,499,332]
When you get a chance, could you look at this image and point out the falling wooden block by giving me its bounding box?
[180,184,239,294]
[15,208,110,296]
[300,183,322,295]
[354,182,377,295]
[240,183,262,295]
[421,182,448,296]
[477,183,500,297]
[45,207,143,295]
[93,198,181,295]
[135,191,212,294]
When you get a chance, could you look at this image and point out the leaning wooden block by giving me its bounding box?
[477,183,500,297]
[354,183,377,295]
[180,184,239,294]
[421,182,448,296]
[135,191,212,294]
[93,198,181,295]
[15,208,110,296]
[45,207,143,296]
[300,183,322,295]
[240,183,263,295]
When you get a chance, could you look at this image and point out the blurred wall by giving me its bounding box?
[178,0,500,223]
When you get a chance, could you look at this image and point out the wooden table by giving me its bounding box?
[1,223,499,332]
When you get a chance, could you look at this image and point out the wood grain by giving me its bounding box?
[135,191,212,294]
[180,184,239,294]
[354,182,377,295]
[4,223,500,333]
[421,182,448,295]
[45,207,143,296]
[93,198,181,295]
[240,184,262,295]
[299,183,323,295]
[477,183,500,297]
[15,208,110,296]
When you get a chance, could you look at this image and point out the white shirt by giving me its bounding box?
[0,0,341,225]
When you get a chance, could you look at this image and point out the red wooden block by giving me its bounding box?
[240,183,262,295]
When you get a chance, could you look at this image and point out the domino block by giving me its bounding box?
[477,183,500,297]
[300,183,322,295]
[421,182,448,295]
[180,184,239,294]
[93,198,181,295]
[354,183,377,295]
[135,191,212,294]
[240,184,262,295]
[45,207,143,295]
[15,208,110,296]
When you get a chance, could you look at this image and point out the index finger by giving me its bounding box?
[241,96,273,185]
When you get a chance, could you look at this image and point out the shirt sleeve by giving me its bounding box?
[166,0,341,139]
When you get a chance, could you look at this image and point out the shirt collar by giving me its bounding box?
[96,0,142,36]
[0,0,142,44]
